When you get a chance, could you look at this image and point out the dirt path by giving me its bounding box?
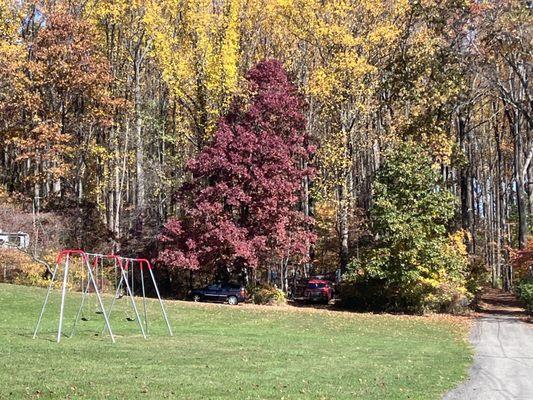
[443,288,533,400]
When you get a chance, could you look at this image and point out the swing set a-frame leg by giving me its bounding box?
[148,267,173,337]
[33,262,59,339]
[121,267,147,339]
[102,266,147,339]
[85,259,115,343]
[56,255,71,343]
[33,250,116,343]
[140,266,148,334]
[101,273,124,336]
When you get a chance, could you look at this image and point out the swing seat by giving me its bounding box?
[126,317,135,322]
[81,317,89,321]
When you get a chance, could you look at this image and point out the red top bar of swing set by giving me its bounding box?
[90,254,154,270]
[56,249,89,264]
[115,258,153,270]
[56,250,154,270]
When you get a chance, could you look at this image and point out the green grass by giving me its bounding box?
[0,283,471,399]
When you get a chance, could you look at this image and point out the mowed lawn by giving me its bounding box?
[0,283,471,399]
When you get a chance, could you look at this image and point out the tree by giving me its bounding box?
[476,0,531,249]
[0,0,29,188]
[0,0,529,296]
[144,0,242,146]
[353,142,469,312]
[2,4,112,204]
[158,60,315,286]
[447,0,531,288]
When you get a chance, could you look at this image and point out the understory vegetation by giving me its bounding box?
[248,284,287,305]
[516,278,533,312]
[340,144,474,313]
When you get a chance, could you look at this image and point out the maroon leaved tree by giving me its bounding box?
[157,59,315,279]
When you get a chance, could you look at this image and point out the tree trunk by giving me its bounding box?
[338,182,349,275]
[134,58,145,217]
[458,113,474,252]
[507,108,528,249]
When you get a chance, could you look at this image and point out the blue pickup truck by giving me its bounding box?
[190,283,247,305]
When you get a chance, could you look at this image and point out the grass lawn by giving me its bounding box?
[0,283,471,399]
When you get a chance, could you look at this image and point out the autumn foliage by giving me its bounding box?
[512,240,533,273]
[2,5,112,191]
[0,0,530,306]
[157,60,315,274]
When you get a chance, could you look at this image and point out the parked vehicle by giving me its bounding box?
[304,279,334,304]
[190,283,247,305]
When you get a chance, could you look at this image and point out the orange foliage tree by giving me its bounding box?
[3,4,113,199]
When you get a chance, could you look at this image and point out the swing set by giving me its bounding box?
[33,249,173,343]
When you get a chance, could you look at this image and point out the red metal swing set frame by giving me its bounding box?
[33,249,173,343]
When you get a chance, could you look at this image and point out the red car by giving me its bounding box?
[304,279,334,304]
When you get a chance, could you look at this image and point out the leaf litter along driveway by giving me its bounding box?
[444,289,533,400]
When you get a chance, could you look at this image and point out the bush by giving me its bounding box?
[340,231,473,314]
[421,281,472,314]
[248,284,286,305]
[346,143,472,313]
[338,273,472,314]
[0,249,58,288]
[465,256,490,296]
[337,276,390,311]
[516,277,533,313]
[0,248,100,290]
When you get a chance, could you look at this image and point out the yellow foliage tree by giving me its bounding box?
[144,0,242,145]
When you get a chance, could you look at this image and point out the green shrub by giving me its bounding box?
[248,284,286,305]
[516,277,533,313]
[337,275,391,311]
[338,272,472,314]
[344,143,472,313]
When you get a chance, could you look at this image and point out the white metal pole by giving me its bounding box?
[120,261,147,339]
[86,256,115,343]
[100,258,104,293]
[148,267,173,336]
[56,254,70,343]
[97,257,104,312]
[140,264,148,333]
[33,262,59,339]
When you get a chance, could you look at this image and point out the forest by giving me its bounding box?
[0,0,531,312]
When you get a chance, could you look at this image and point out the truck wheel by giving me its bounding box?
[193,294,201,302]
[227,296,238,305]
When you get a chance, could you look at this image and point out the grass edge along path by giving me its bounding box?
[0,283,472,399]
